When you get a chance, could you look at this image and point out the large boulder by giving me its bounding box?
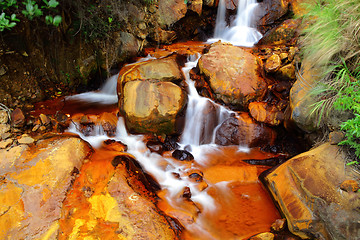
[257,19,301,46]
[121,80,187,134]
[118,55,187,135]
[263,143,360,239]
[215,112,277,147]
[158,0,188,27]
[0,135,92,239]
[59,150,179,239]
[198,42,267,109]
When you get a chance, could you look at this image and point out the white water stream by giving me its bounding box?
[64,2,265,237]
[208,0,262,47]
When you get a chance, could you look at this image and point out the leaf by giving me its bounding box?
[47,0,59,8]
[52,15,61,26]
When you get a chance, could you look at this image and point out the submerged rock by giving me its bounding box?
[172,149,194,161]
[198,42,267,109]
[263,143,360,239]
[0,135,92,239]
[215,112,276,147]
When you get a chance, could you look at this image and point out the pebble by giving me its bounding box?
[1,132,11,140]
[340,180,359,192]
[0,138,13,149]
[18,135,35,144]
[329,131,345,145]
[39,114,50,125]
[249,232,275,240]
[11,108,25,127]
[0,123,10,135]
[0,110,8,124]
[271,218,286,232]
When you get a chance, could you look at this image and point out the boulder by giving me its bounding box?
[259,0,291,27]
[263,143,360,239]
[258,19,301,45]
[158,0,187,27]
[198,42,267,109]
[0,135,92,239]
[121,80,187,134]
[264,54,281,73]
[249,102,284,126]
[215,112,277,147]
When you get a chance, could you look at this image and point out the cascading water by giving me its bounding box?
[209,0,263,47]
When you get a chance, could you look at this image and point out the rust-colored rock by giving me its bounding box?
[158,0,187,27]
[99,112,118,137]
[11,108,25,127]
[0,135,92,239]
[258,19,301,46]
[259,0,291,27]
[265,54,281,73]
[263,143,360,239]
[121,80,186,134]
[198,42,267,109]
[271,218,286,232]
[340,180,359,193]
[215,112,277,147]
[249,102,284,126]
[187,0,202,15]
[277,63,296,80]
[249,232,275,240]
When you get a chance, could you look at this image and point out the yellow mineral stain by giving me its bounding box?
[39,221,59,240]
[11,159,52,186]
[68,218,86,240]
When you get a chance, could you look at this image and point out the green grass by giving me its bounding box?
[298,0,360,160]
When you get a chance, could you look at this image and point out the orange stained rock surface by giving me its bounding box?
[144,41,208,58]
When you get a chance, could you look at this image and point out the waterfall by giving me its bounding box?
[180,55,233,146]
[209,0,263,47]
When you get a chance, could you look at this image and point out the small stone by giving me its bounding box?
[288,47,297,61]
[0,110,8,124]
[11,108,25,127]
[32,124,40,132]
[279,52,288,61]
[182,187,192,199]
[39,113,50,125]
[188,171,203,182]
[329,131,345,145]
[0,138,13,149]
[340,180,359,192]
[249,232,275,240]
[39,126,47,132]
[271,218,286,232]
[80,115,91,125]
[195,181,208,192]
[18,135,35,144]
[0,65,7,75]
[172,149,194,161]
[138,22,147,30]
[1,132,11,140]
[0,123,10,135]
[277,63,296,80]
[265,54,281,73]
[146,140,164,154]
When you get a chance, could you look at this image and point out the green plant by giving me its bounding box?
[0,0,62,31]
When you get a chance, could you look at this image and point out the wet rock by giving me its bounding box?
[215,112,277,148]
[198,42,267,109]
[188,171,203,182]
[340,180,359,193]
[259,0,291,27]
[271,218,286,232]
[151,28,177,44]
[172,149,194,161]
[187,0,202,15]
[265,54,281,73]
[1,132,11,140]
[276,63,296,81]
[146,140,164,154]
[121,80,187,135]
[158,0,187,27]
[18,134,35,144]
[0,110,8,123]
[0,138,13,149]
[163,135,180,151]
[0,136,91,239]
[0,123,10,135]
[263,143,360,239]
[258,19,301,46]
[11,108,25,127]
[99,112,118,137]
[249,102,284,126]
[119,54,184,85]
[111,154,136,168]
[249,232,275,240]
[39,113,50,125]
[182,186,192,199]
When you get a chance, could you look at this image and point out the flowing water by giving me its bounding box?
[208,0,263,47]
[59,2,280,239]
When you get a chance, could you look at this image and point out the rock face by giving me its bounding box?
[59,149,178,239]
[0,135,92,239]
[215,112,276,147]
[263,143,360,240]
[198,42,267,109]
[158,0,187,27]
[258,19,301,45]
[118,55,187,135]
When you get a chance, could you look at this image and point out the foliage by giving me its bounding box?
[0,0,62,31]
[298,0,360,161]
